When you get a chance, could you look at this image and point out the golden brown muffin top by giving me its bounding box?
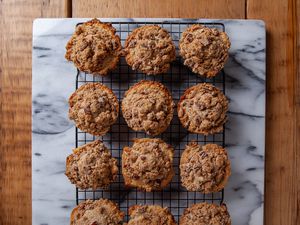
[65,140,118,190]
[179,24,230,78]
[180,142,231,193]
[70,199,124,225]
[122,138,174,192]
[122,80,174,136]
[126,205,176,225]
[69,82,119,136]
[124,25,176,75]
[180,202,231,225]
[65,18,122,76]
[177,83,228,135]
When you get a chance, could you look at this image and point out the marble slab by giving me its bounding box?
[32,18,265,225]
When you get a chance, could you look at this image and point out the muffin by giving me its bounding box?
[180,142,231,193]
[179,202,231,225]
[122,138,174,192]
[124,25,176,75]
[179,24,230,77]
[126,205,176,225]
[177,83,228,135]
[122,80,174,136]
[70,199,124,225]
[69,82,119,136]
[65,18,122,76]
[65,140,118,190]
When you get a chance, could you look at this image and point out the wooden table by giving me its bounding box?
[0,0,298,224]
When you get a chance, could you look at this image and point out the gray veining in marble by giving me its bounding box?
[32,18,265,225]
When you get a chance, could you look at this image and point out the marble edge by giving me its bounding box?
[33,17,265,23]
[32,18,266,37]
[31,18,266,225]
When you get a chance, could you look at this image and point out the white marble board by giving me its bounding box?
[32,18,265,225]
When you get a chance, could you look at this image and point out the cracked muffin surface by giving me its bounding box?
[70,199,124,225]
[180,143,231,193]
[179,202,231,225]
[179,24,230,78]
[122,138,174,192]
[122,80,174,136]
[126,205,176,225]
[65,140,118,190]
[124,25,176,75]
[69,82,119,136]
[65,18,122,76]
[177,83,228,135]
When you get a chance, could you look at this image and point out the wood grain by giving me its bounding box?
[0,0,299,224]
[247,0,299,224]
[72,0,245,18]
[295,0,300,223]
[0,0,67,225]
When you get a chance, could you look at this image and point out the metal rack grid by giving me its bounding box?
[74,20,226,222]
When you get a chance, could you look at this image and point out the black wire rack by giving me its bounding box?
[74,20,226,222]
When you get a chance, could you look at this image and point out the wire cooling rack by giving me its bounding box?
[74,20,226,222]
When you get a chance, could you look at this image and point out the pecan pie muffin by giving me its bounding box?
[70,199,124,225]
[65,18,122,76]
[179,202,231,225]
[179,24,230,78]
[177,83,228,135]
[65,140,118,190]
[180,142,231,193]
[69,83,119,136]
[126,205,176,225]
[122,80,174,136]
[122,138,174,192]
[124,25,176,75]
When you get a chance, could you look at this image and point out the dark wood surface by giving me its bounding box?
[0,0,298,224]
